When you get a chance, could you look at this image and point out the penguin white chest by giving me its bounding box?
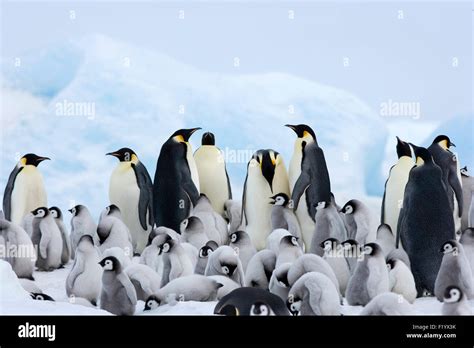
[186,145,200,192]
[11,166,47,225]
[109,164,140,225]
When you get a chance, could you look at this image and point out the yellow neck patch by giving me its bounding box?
[174,135,185,143]
[131,154,139,165]
[416,157,425,166]
[20,157,27,166]
[439,139,449,150]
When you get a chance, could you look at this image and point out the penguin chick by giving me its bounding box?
[269,262,292,301]
[276,235,303,268]
[180,215,210,250]
[156,234,194,286]
[442,286,473,315]
[214,287,290,316]
[270,193,302,244]
[205,245,245,286]
[18,278,42,293]
[340,199,375,245]
[387,258,417,303]
[244,249,276,289]
[30,207,62,271]
[460,228,474,279]
[97,205,133,257]
[229,230,256,271]
[66,234,102,306]
[360,292,415,315]
[124,263,161,301]
[321,238,350,294]
[375,223,395,258]
[30,293,55,301]
[99,256,137,316]
[144,275,222,310]
[0,218,35,279]
[195,241,219,275]
[191,194,229,245]
[69,204,98,259]
[287,272,341,316]
[207,275,240,300]
[434,240,474,301]
[341,239,362,275]
[345,243,389,306]
[266,228,291,256]
[49,206,71,266]
[310,201,347,256]
[386,247,411,269]
[224,199,245,233]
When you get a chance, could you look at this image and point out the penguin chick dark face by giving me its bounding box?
[362,243,381,257]
[30,293,55,301]
[221,263,237,276]
[444,286,463,303]
[144,296,160,310]
[270,193,289,206]
[201,132,215,145]
[386,258,396,271]
[250,302,274,316]
[281,235,299,247]
[171,128,201,143]
[341,201,356,215]
[106,147,137,163]
[460,166,468,176]
[315,201,329,210]
[99,256,120,272]
[230,230,248,244]
[440,240,458,254]
[68,205,84,217]
[20,153,50,167]
[48,206,62,219]
[285,124,316,141]
[286,296,301,316]
[432,135,455,149]
[396,136,412,158]
[199,245,213,258]
[31,207,49,218]
[320,238,339,252]
[157,238,174,255]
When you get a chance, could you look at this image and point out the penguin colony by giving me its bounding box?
[1,126,473,316]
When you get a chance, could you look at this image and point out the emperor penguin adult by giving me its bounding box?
[194,132,232,217]
[428,135,463,233]
[49,207,71,266]
[242,149,290,250]
[398,146,455,295]
[460,167,474,231]
[381,137,414,237]
[107,147,154,254]
[3,153,49,225]
[153,128,201,233]
[290,129,331,250]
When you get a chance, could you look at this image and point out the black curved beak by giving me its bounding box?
[182,127,202,142]
[106,152,119,157]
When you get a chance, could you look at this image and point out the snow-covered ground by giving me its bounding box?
[2,259,473,316]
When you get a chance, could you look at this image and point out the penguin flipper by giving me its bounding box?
[67,257,85,291]
[448,167,463,218]
[306,279,323,315]
[132,162,155,230]
[117,272,138,304]
[291,172,310,210]
[225,167,232,200]
[241,172,248,226]
[3,166,23,221]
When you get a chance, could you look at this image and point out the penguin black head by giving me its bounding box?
[230,230,247,244]
[31,207,49,218]
[221,263,237,276]
[340,200,358,215]
[362,243,382,257]
[99,256,121,272]
[250,149,280,191]
[286,296,301,316]
[20,153,50,167]
[157,235,174,255]
[320,237,339,251]
[78,233,95,246]
[199,245,214,258]
[280,235,299,247]
[48,206,62,219]
[315,201,330,210]
[269,193,290,207]
[395,137,411,158]
[432,135,455,149]
[386,258,397,271]
[170,128,201,143]
[275,268,290,288]
[68,204,85,217]
[106,147,137,163]
[411,145,433,166]
[250,302,274,316]
[201,132,215,146]
[144,295,161,310]
[105,204,121,216]
[217,304,240,316]
[285,124,316,141]
[460,166,469,177]
[440,240,459,254]
[444,285,463,303]
[30,293,55,301]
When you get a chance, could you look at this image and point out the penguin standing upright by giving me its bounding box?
[460,167,473,231]
[290,129,331,250]
[428,135,463,233]
[381,137,414,237]
[49,207,71,266]
[242,149,290,250]
[398,146,455,295]
[194,132,232,217]
[30,207,62,271]
[3,154,49,225]
[107,147,154,254]
[153,128,201,233]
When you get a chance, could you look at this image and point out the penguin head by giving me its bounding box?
[342,239,359,250]
[432,135,455,150]
[320,238,339,252]
[411,145,433,166]
[30,293,54,301]
[144,295,161,310]
[286,295,301,316]
[229,230,247,244]
[362,243,382,257]
[443,286,463,303]
[48,206,62,219]
[440,240,459,254]
[340,200,357,215]
[280,235,299,248]
[180,216,204,234]
[269,193,289,207]
[99,256,121,272]
[249,149,281,191]
[221,263,237,276]
[315,201,329,210]
[201,132,215,145]
[460,166,469,176]
[170,128,201,143]
[386,258,397,271]
[285,124,316,148]
[68,204,85,217]
[199,245,214,258]
[395,137,412,159]
[31,207,49,218]
[20,153,50,167]
[157,235,174,255]
[105,204,121,216]
[250,302,274,316]
[106,147,138,163]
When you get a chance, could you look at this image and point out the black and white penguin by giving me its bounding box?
[153,128,201,233]
[3,154,49,225]
[107,147,154,254]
